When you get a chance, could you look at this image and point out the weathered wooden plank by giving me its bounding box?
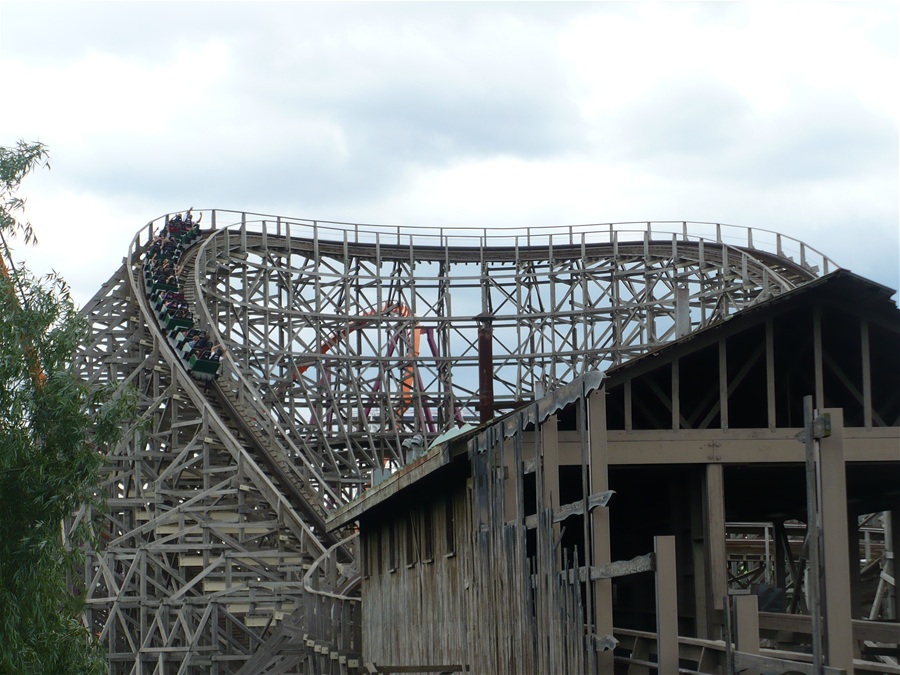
[523,490,615,529]
[734,594,759,659]
[733,651,846,675]
[758,612,900,644]
[562,554,656,583]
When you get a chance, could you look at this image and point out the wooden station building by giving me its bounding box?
[328,270,900,674]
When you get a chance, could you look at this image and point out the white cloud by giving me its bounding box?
[2,39,230,138]
[0,1,896,303]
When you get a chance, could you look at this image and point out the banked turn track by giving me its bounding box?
[68,212,837,674]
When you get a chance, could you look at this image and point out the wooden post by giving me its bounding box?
[477,316,494,425]
[888,506,898,620]
[735,594,761,674]
[766,319,776,431]
[803,395,825,674]
[624,380,633,431]
[655,535,679,674]
[675,284,691,338]
[671,358,680,431]
[691,471,710,639]
[704,464,727,636]
[588,388,613,672]
[848,511,864,639]
[718,340,729,429]
[819,408,855,671]
[813,307,824,409]
[772,520,788,597]
[860,319,872,429]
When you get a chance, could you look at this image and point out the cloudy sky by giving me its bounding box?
[1,1,897,307]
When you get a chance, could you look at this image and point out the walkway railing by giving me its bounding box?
[152,210,837,278]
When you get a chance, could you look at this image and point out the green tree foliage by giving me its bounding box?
[0,141,134,673]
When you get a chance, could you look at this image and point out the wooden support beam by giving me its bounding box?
[861,318,872,430]
[803,395,826,673]
[734,593,760,659]
[592,553,655,580]
[624,380,633,432]
[814,306,824,408]
[733,651,847,675]
[589,387,613,672]
[757,612,900,643]
[719,340,729,430]
[675,284,691,338]
[672,358,681,431]
[705,464,727,628]
[563,553,655,583]
[691,470,711,639]
[772,520,796,595]
[698,339,765,430]
[818,408,856,671]
[644,371,690,430]
[654,535,679,675]
[563,553,656,583]
[889,506,899,621]
[822,350,887,426]
[766,318,776,431]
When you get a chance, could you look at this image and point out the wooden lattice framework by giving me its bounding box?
[69,212,837,673]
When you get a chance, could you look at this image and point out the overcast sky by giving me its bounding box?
[1,1,897,307]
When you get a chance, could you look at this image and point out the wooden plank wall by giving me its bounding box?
[361,394,604,673]
[361,494,467,668]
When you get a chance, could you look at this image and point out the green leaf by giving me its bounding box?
[0,139,133,674]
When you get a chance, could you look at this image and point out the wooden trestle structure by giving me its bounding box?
[69,212,897,673]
